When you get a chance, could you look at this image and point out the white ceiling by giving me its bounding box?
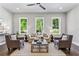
[0,3,79,13]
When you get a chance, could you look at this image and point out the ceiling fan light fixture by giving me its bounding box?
[27,3,46,10]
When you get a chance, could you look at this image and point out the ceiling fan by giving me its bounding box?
[27,3,46,10]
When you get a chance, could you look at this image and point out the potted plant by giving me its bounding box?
[16,32,19,37]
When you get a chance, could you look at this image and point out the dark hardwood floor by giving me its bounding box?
[62,44,79,56]
[0,44,8,56]
[0,42,79,56]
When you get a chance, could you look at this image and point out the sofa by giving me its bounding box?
[27,33,51,43]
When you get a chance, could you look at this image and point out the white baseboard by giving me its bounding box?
[72,42,79,46]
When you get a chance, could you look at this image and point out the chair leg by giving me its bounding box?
[8,48,10,55]
[69,48,71,51]
[8,48,10,52]
[68,48,71,54]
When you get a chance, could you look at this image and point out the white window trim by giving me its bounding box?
[19,17,28,34]
[51,17,61,35]
[35,17,44,34]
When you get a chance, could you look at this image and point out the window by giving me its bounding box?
[19,17,28,33]
[35,17,44,34]
[51,17,61,35]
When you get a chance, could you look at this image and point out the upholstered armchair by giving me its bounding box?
[43,33,51,43]
[5,34,20,53]
[27,35,31,43]
[47,35,51,43]
[54,35,73,51]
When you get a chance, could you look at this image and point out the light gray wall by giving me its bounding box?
[0,6,12,43]
[67,6,79,46]
[0,6,12,34]
[13,13,67,35]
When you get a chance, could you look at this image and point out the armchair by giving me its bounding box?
[26,35,31,43]
[43,33,50,42]
[54,35,73,51]
[5,34,20,53]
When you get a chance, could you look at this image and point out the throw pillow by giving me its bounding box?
[62,35,68,40]
[11,35,17,40]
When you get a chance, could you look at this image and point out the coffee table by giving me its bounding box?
[31,39,48,53]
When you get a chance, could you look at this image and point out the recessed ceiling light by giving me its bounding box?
[16,8,20,10]
[24,5,26,7]
[59,7,63,10]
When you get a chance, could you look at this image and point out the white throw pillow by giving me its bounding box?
[11,35,17,40]
[62,35,68,40]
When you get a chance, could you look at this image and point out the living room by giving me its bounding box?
[0,1,79,57]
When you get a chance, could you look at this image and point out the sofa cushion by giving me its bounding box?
[31,33,36,37]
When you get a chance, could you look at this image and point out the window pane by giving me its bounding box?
[20,18,27,33]
[52,17,61,35]
[52,18,59,29]
[36,17,43,33]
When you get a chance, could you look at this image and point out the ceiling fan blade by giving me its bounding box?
[27,4,35,6]
[36,3,40,5]
[39,4,46,10]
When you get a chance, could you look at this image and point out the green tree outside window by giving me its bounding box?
[20,18,27,33]
[52,18,61,35]
[36,17,43,33]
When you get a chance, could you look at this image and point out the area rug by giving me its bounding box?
[10,42,66,56]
